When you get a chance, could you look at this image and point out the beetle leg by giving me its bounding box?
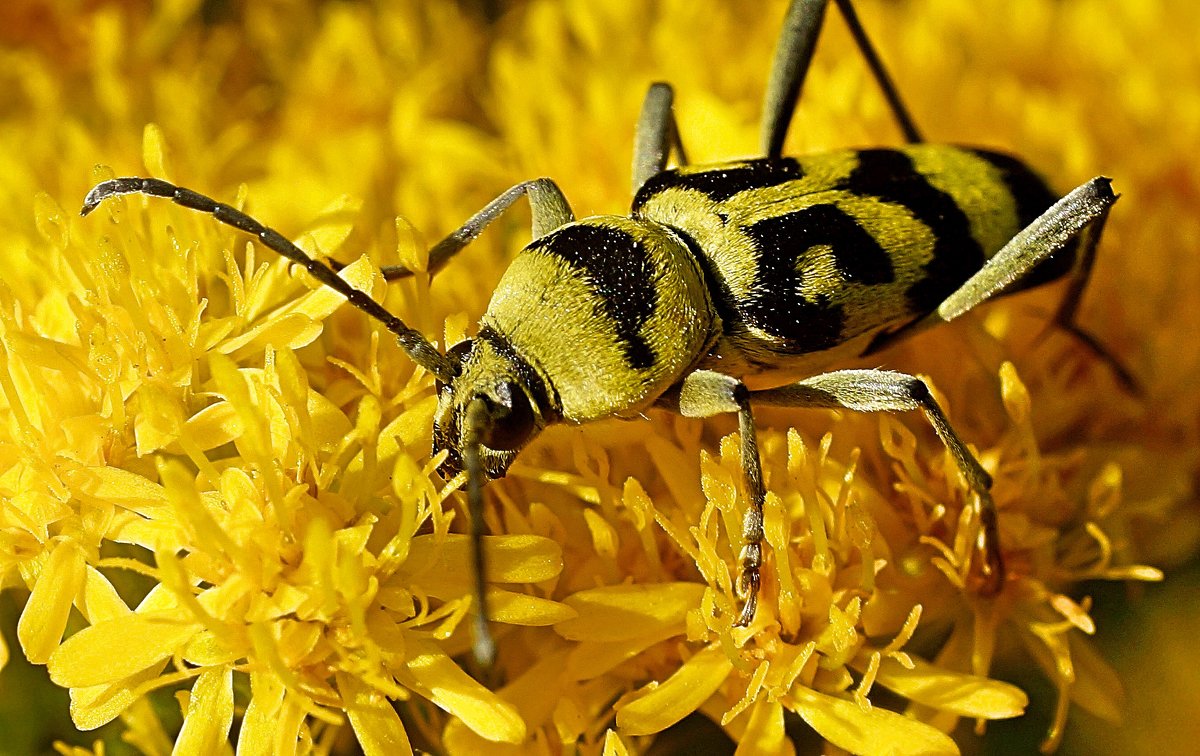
[762,0,921,159]
[1049,205,1141,392]
[752,369,1004,595]
[867,177,1119,356]
[665,370,767,627]
[632,82,690,197]
[937,178,1116,323]
[360,178,574,281]
[831,0,923,144]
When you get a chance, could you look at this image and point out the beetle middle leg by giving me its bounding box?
[662,363,1004,625]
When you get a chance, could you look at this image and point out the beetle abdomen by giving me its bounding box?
[634,144,1067,378]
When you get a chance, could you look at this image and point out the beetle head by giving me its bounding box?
[432,329,553,480]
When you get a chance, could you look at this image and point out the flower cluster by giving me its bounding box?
[0,1,1192,754]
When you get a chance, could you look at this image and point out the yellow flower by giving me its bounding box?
[0,0,1193,754]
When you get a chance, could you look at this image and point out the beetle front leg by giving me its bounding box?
[752,369,1004,596]
[352,178,575,281]
[666,370,767,626]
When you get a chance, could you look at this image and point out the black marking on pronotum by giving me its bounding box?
[633,157,805,208]
[846,148,984,313]
[970,147,1076,290]
[528,223,659,370]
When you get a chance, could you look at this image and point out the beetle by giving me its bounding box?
[81,0,1122,667]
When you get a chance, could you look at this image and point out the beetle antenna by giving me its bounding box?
[463,397,496,668]
[81,177,460,383]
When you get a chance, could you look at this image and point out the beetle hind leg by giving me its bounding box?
[1049,205,1142,392]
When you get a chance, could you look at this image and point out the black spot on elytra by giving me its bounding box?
[845,148,984,312]
[738,203,894,353]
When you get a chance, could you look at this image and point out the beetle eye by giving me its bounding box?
[480,382,535,452]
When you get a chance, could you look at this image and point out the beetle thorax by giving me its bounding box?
[480,215,718,424]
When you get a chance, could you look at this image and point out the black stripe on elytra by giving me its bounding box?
[845,148,985,313]
[526,223,658,370]
[738,202,897,353]
[633,157,804,210]
[969,147,1077,290]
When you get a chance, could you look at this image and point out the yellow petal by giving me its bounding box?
[285,253,378,322]
[565,625,690,681]
[142,122,172,180]
[1066,634,1124,722]
[63,466,169,517]
[615,645,732,736]
[443,650,571,754]
[175,667,234,756]
[487,589,578,626]
[134,382,186,454]
[120,697,175,756]
[735,698,792,756]
[183,629,245,667]
[788,686,959,756]
[294,195,363,260]
[33,191,69,250]
[404,533,563,587]
[237,673,286,756]
[69,663,167,731]
[337,672,414,756]
[603,729,633,756]
[556,582,705,642]
[48,610,202,688]
[218,312,324,357]
[178,401,242,452]
[400,637,525,743]
[865,655,1028,719]
[79,566,133,624]
[19,539,87,663]
[237,677,306,756]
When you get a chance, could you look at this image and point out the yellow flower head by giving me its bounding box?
[0,1,1193,754]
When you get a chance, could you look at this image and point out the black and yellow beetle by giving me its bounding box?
[81,0,1122,666]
